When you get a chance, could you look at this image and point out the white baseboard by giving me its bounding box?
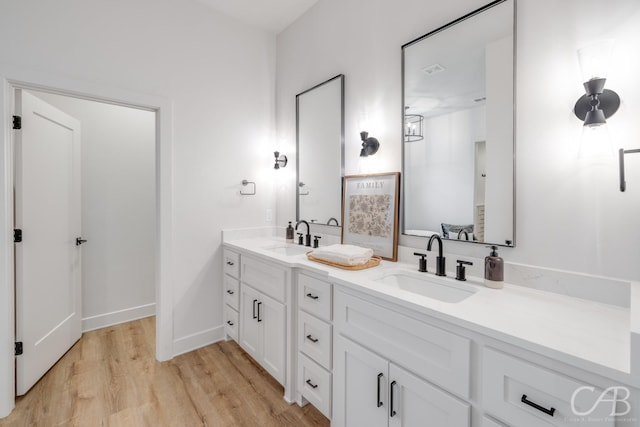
[82,303,156,332]
[172,326,225,357]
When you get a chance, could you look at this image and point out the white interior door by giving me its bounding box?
[14,89,82,396]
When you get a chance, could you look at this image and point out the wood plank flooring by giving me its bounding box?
[0,317,330,427]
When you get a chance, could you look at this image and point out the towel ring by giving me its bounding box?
[241,179,256,196]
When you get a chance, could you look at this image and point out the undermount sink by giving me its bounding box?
[264,244,310,256]
[373,270,477,303]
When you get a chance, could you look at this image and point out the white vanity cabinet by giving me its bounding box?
[240,282,286,384]
[222,248,240,341]
[238,255,288,386]
[482,348,616,427]
[296,271,333,418]
[334,335,470,427]
[333,288,471,427]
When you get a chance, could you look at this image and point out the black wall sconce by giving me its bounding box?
[360,131,380,157]
[274,151,287,169]
[573,41,620,130]
[573,80,620,127]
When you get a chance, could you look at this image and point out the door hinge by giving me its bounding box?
[15,342,23,356]
[12,115,22,130]
[14,229,22,243]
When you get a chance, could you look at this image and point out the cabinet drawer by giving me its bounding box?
[298,273,332,321]
[242,256,286,303]
[483,348,615,427]
[298,311,332,369]
[298,352,331,418]
[483,416,507,427]
[223,275,240,311]
[223,249,240,279]
[224,305,238,341]
[334,290,470,399]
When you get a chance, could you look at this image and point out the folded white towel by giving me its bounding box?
[310,244,374,266]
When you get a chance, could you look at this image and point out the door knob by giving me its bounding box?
[76,237,88,246]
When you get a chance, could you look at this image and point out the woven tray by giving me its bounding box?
[306,252,381,270]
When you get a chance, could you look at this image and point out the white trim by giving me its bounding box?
[0,65,174,418]
[0,77,15,419]
[172,326,225,358]
[81,303,156,333]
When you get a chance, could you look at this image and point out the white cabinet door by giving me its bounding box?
[260,292,285,384]
[334,335,388,427]
[239,285,260,360]
[389,363,470,427]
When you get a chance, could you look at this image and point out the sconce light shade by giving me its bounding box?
[359,131,380,157]
[274,151,287,169]
[573,41,620,129]
[574,88,620,126]
[577,40,614,82]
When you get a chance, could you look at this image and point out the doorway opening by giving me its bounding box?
[0,75,173,416]
[13,89,157,395]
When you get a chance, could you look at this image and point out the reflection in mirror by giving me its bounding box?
[297,75,344,226]
[402,0,515,246]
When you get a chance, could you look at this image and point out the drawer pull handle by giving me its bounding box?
[257,301,262,322]
[306,293,319,300]
[306,334,318,343]
[306,379,318,389]
[226,320,234,326]
[521,395,555,417]
[226,290,234,295]
[376,373,383,408]
[252,299,258,319]
[390,381,397,417]
[226,261,234,266]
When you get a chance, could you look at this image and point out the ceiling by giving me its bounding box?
[195,0,320,34]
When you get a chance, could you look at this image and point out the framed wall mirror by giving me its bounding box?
[296,74,345,226]
[402,0,515,246]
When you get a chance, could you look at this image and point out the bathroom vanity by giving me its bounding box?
[222,228,640,427]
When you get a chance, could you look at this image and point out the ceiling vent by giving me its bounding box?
[421,63,445,76]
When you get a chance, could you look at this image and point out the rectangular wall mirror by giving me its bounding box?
[402,0,515,247]
[297,74,345,226]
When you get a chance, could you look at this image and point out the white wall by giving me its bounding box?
[0,0,276,415]
[404,107,484,234]
[276,0,640,282]
[31,92,156,331]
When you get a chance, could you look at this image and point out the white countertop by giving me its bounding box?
[223,236,636,385]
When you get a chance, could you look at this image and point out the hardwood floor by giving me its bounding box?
[0,317,330,427]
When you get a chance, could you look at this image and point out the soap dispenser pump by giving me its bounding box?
[484,245,504,289]
[286,221,294,243]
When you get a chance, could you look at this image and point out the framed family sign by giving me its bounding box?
[341,172,400,261]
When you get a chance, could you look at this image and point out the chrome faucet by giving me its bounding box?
[427,234,446,276]
[296,220,311,247]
